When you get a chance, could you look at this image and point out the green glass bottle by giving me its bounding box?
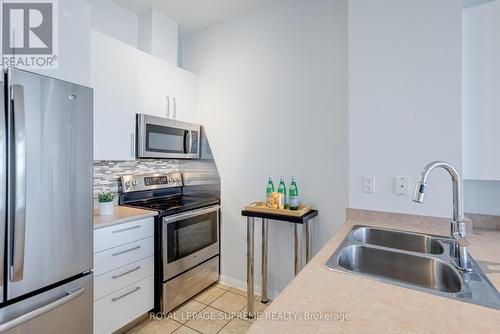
[289,176,299,210]
[278,176,287,208]
[266,176,275,200]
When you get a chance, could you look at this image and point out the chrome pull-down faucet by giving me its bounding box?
[413,161,471,271]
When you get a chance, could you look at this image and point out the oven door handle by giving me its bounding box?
[163,205,220,224]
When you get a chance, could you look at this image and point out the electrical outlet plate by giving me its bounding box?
[395,176,410,196]
[363,176,375,193]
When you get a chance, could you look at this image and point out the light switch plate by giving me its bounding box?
[363,176,376,193]
[395,176,410,196]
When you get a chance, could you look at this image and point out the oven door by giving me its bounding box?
[136,114,200,159]
[162,205,220,280]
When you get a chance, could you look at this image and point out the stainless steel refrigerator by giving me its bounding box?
[0,68,93,333]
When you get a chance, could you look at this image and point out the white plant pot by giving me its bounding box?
[98,202,114,216]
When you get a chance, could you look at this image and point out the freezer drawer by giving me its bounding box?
[0,274,93,334]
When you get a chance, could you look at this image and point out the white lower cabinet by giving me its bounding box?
[94,256,154,300]
[93,218,155,334]
[94,217,154,253]
[94,275,154,334]
[94,237,154,276]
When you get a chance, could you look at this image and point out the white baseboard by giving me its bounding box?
[219,275,280,300]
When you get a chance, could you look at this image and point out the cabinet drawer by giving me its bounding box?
[94,256,154,300]
[94,237,154,276]
[94,275,154,334]
[94,217,154,253]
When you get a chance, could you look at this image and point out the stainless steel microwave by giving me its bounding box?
[136,114,201,159]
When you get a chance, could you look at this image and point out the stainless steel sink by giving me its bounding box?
[326,225,500,309]
[338,245,461,293]
[352,227,443,254]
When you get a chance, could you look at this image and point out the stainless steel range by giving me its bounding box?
[119,172,220,313]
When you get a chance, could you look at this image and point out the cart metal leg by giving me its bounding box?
[261,219,269,303]
[294,224,302,275]
[247,217,255,319]
[306,219,313,263]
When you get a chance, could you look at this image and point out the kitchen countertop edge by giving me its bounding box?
[93,206,158,229]
[247,215,500,334]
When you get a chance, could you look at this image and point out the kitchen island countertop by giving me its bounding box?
[248,211,500,334]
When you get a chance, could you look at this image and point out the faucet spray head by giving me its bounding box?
[413,182,426,203]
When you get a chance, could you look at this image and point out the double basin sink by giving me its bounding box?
[325,225,500,309]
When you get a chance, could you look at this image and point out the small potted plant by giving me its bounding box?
[97,192,116,216]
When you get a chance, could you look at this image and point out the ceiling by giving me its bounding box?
[463,0,496,8]
[113,0,275,36]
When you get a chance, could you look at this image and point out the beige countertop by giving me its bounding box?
[93,205,157,229]
[248,211,500,334]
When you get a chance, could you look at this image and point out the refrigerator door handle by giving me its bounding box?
[0,80,6,298]
[10,84,27,282]
[0,287,86,332]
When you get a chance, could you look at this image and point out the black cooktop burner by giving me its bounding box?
[125,195,219,216]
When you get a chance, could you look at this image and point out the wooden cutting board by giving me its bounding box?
[244,202,311,217]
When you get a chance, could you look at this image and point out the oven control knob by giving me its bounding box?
[132,180,137,186]
[125,181,131,188]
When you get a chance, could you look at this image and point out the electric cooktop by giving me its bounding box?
[125,195,220,216]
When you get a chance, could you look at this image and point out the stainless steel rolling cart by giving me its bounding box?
[241,209,318,319]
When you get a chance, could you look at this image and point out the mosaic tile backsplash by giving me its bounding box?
[93,160,179,201]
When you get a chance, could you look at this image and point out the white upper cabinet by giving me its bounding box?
[171,68,197,123]
[137,50,173,119]
[91,30,137,161]
[91,32,197,161]
[137,51,197,123]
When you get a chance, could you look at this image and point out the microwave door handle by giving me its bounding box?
[183,130,189,154]
[10,84,26,282]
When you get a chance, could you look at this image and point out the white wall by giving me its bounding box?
[87,0,138,48]
[151,9,179,65]
[138,10,153,57]
[461,0,500,216]
[463,0,500,181]
[181,0,348,296]
[464,180,500,215]
[348,0,463,218]
[31,0,90,86]
[138,9,179,65]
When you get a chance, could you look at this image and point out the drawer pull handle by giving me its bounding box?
[111,246,141,257]
[112,266,141,279]
[111,286,141,302]
[112,225,141,234]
